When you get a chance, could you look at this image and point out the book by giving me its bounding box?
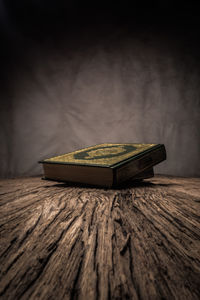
[39,143,166,187]
[131,167,154,181]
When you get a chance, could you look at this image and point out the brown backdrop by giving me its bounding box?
[0,2,200,178]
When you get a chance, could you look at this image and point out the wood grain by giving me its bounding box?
[0,175,200,300]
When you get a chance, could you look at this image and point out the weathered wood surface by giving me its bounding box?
[0,175,200,300]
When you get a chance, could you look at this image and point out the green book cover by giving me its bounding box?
[40,143,162,168]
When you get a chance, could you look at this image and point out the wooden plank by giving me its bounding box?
[0,175,200,299]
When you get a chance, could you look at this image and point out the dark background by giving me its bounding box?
[0,1,200,178]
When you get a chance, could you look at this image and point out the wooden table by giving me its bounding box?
[0,175,200,300]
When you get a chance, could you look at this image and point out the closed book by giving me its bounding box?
[39,143,166,187]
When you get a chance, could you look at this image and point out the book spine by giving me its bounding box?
[115,145,166,184]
